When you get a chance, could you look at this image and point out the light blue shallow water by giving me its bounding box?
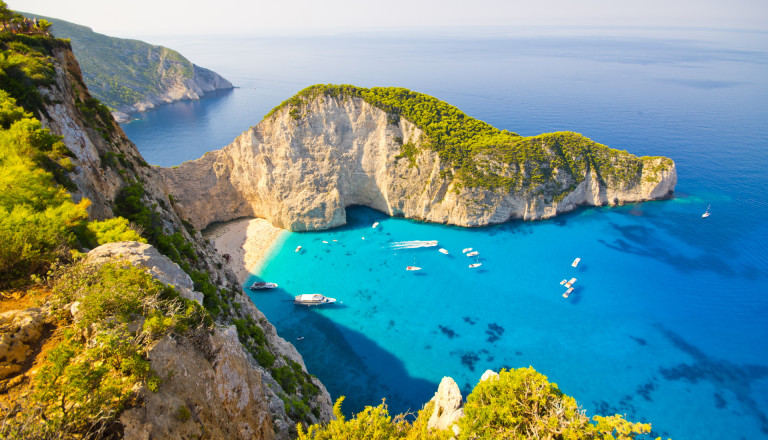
[122,29,768,439]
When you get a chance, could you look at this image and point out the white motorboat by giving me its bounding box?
[469,263,482,268]
[438,248,449,254]
[563,287,574,298]
[702,205,711,218]
[294,293,336,306]
[406,266,422,271]
[571,257,581,268]
[467,251,479,257]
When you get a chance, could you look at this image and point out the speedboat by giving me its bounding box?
[563,287,574,298]
[467,251,479,257]
[571,258,581,268]
[249,282,278,290]
[438,248,449,254]
[372,222,379,228]
[462,248,472,253]
[294,293,336,306]
[469,263,482,268]
[702,204,711,218]
[406,266,422,271]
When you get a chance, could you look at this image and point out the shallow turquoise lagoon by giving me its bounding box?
[247,199,767,439]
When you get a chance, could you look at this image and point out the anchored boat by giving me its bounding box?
[294,293,336,306]
[249,282,278,290]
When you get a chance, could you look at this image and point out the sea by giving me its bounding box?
[121,28,768,439]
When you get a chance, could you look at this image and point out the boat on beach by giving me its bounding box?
[572,257,581,267]
[563,287,574,298]
[294,293,336,306]
[565,277,577,288]
[249,282,278,290]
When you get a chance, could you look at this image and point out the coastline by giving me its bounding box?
[203,217,288,285]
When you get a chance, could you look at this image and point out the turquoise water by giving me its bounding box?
[123,30,768,438]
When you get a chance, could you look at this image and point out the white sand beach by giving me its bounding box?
[203,218,287,285]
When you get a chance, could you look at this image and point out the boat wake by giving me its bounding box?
[388,240,439,249]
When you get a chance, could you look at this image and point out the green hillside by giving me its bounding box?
[22,13,230,113]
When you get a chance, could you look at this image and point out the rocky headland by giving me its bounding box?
[24,13,234,122]
[161,85,677,232]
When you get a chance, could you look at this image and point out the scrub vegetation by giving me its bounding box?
[297,368,660,440]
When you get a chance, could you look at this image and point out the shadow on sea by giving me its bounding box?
[254,288,439,417]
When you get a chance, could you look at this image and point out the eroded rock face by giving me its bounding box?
[85,242,332,440]
[428,376,464,432]
[0,308,45,379]
[161,94,677,232]
[120,326,275,440]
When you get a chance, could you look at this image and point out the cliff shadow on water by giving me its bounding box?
[245,205,440,416]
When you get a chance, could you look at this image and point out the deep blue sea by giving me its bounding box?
[122,29,768,439]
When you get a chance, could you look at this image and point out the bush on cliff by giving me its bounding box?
[0,259,211,439]
[297,368,658,440]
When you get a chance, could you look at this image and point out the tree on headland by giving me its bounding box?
[0,1,14,31]
[0,1,53,35]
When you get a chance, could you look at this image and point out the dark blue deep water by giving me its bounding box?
[122,29,768,439]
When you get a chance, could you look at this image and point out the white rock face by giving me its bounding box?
[428,376,464,431]
[161,94,677,232]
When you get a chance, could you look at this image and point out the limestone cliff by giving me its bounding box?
[18,38,331,438]
[25,13,234,122]
[161,87,676,232]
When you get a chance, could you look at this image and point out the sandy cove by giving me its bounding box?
[203,217,287,285]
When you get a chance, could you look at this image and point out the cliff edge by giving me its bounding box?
[161,85,676,231]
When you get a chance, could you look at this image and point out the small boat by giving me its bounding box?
[563,287,574,298]
[560,279,567,285]
[469,263,482,268]
[296,337,305,341]
[295,246,302,252]
[294,293,336,306]
[406,266,422,271]
[249,282,278,290]
[322,240,328,244]
[571,258,581,268]
[372,222,379,228]
[564,277,577,288]
[438,248,449,254]
[462,248,472,253]
[702,205,711,218]
[467,251,479,257]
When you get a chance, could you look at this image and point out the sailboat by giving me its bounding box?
[702,205,711,218]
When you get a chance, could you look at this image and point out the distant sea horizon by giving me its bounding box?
[121,28,768,439]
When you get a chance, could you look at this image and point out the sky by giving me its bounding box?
[11,0,768,39]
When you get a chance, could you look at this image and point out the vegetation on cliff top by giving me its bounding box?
[1,25,322,431]
[298,368,661,440]
[268,84,673,201]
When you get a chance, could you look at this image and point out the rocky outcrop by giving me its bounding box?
[0,309,45,379]
[428,377,464,433]
[85,242,332,439]
[161,92,677,232]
